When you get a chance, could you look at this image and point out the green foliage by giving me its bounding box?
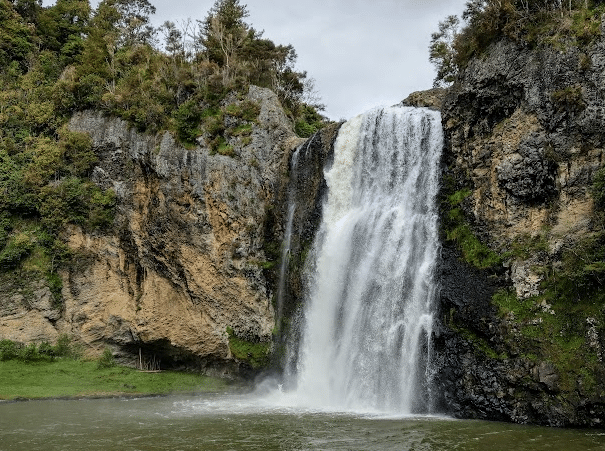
[53,334,79,359]
[429,15,461,88]
[0,336,78,363]
[232,123,252,136]
[0,0,323,282]
[447,222,503,269]
[551,85,585,113]
[0,339,20,361]
[199,99,260,155]
[294,104,326,138]
[97,347,116,369]
[447,187,471,206]
[506,232,549,260]
[215,140,235,157]
[442,187,502,269]
[0,0,35,70]
[173,98,204,145]
[46,271,63,307]
[452,321,506,359]
[224,99,260,121]
[0,231,34,269]
[592,166,605,210]
[225,326,270,369]
[431,1,605,86]
[491,231,605,392]
[553,232,605,298]
[492,288,533,318]
[39,177,116,233]
[254,260,276,270]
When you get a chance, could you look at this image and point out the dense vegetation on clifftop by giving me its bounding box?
[431,0,605,87]
[0,0,325,302]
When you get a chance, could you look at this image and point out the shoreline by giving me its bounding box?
[0,388,247,404]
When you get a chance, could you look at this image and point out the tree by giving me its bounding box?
[0,0,35,70]
[160,20,184,58]
[37,0,90,64]
[429,15,460,88]
[197,0,254,84]
[113,0,156,47]
[10,0,40,23]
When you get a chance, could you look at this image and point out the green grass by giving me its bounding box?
[492,288,533,319]
[0,359,229,400]
[446,218,502,269]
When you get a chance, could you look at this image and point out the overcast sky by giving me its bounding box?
[45,0,469,120]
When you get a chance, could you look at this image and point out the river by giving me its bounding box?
[1,392,604,450]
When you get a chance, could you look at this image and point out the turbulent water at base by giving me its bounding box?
[288,106,443,414]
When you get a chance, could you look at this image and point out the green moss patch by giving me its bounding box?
[492,275,604,393]
[441,187,502,269]
[226,327,270,369]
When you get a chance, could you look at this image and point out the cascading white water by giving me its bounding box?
[276,146,301,327]
[291,106,443,414]
[276,202,296,324]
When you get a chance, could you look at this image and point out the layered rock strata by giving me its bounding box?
[1,86,302,375]
[434,36,605,426]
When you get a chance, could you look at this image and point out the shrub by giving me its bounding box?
[592,167,605,210]
[0,337,81,362]
[0,232,34,269]
[53,334,74,358]
[293,104,325,138]
[173,98,203,145]
[0,339,20,361]
[97,347,116,369]
[551,85,585,113]
[431,1,605,86]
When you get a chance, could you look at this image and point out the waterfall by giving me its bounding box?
[276,146,300,328]
[290,106,443,414]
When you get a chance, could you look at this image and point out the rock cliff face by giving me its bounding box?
[433,35,605,426]
[0,86,303,375]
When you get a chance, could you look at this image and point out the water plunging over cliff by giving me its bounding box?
[289,106,442,414]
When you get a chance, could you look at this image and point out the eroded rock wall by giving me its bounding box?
[434,36,605,426]
[0,86,303,375]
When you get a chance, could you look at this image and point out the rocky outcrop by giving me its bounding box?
[0,86,303,375]
[0,279,61,345]
[434,36,605,426]
[400,88,447,111]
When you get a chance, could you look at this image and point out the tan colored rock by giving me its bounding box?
[0,86,298,374]
[400,88,448,111]
[0,310,59,344]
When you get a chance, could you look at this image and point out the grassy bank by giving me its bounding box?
[0,359,230,401]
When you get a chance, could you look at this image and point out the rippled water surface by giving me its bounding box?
[1,393,604,450]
